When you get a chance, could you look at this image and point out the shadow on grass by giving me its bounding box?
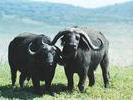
[0,84,67,99]
[0,85,39,99]
[51,83,67,93]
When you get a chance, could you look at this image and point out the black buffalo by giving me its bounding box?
[8,33,62,95]
[51,27,110,92]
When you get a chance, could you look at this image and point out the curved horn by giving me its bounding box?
[42,39,45,45]
[28,42,36,55]
[53,46,62,54]
[51,31,66,45]
[53,46,63,65]
[42,38,47,45]
[75,29,103,50]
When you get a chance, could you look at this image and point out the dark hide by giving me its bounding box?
[52,27,110,92]
[8,33,62,95]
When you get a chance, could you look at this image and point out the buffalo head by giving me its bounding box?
[51,27,103,59]
[28,39,62,66]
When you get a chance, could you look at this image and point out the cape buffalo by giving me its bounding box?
[51,27,110,92]
[8,33,62,95]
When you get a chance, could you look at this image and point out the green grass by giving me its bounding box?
[0,62,133,100]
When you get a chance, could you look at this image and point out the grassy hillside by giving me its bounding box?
[0,62,133,100]
[0,1,133,26]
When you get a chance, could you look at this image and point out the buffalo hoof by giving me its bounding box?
[89,84,94,87]
[50,92,56,97]
[78,85,85,93]
[67,86,73,92]
[89,82,95,87]
[104,83,109,88]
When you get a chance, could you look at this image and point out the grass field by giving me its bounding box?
[0,62,133,100]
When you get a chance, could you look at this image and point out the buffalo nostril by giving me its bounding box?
[74,45,77,48]
[46,61,53,66]
[49,62,53,66]
[72,45,77,50]
[68,44,76,49]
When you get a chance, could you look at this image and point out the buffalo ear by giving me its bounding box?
[80,36,90,50]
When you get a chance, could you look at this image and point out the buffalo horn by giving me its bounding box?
[74,28,103,50]
[51,31,66,45]
[28,42,36,55]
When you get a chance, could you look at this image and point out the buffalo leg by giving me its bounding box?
[78,70,87,92]
[45,70,56,96]
[65,68,74,91]
[45,80,52,92]
[32,77,42,95]
[45,80,55,96]
[88,70,95,87]
[100,54,110,88]
[11,69,17,88]
[19,73,27,88]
